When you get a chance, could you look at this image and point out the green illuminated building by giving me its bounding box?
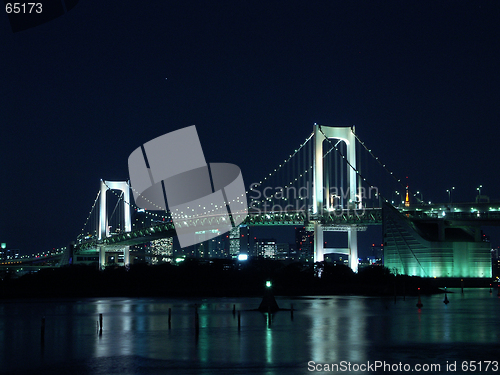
[383,205,491,278]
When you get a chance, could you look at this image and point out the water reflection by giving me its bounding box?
[307,297,368,363]
[266,325,272,364]
[0,291,498,374]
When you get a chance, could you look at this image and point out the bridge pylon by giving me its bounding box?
[312,124,361,272]
[99,180,132,268]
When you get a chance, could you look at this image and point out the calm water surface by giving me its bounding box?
[1,289,499,374]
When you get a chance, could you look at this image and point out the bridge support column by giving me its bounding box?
[124,247,130,266]
[99,246,106,270]
[98,180,132,266]
[312,124,360,272]
[99,181,108,240]
[313,124,324,216]
[348,231,358,272]
[313,223,324,263]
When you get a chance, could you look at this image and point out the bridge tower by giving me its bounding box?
[99,180,132,268]
[312,124,361,272]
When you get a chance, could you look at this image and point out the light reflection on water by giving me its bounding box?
[0,289,499,374]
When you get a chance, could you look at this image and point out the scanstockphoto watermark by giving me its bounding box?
[248,182,379,216]
[307,360,499,372]
[248,182,379,202]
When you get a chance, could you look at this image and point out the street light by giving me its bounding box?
[416,191,423,204]
[477,185,482,197]
[392,191,400,206]
[446,187,455,203]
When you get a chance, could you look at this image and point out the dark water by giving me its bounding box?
[1,289,499,374]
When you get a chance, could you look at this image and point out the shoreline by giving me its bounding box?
[1,261,496,300]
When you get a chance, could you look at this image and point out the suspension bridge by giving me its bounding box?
[2,124,498,278]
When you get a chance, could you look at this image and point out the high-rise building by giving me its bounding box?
[0,244,19,261]
[132,209,147,230]
[295,227,314,262]
[369,243,384,264]
[288,243,298,260]
[276,243,290,260]
[229,226,240,257]
[206,236,226,258]
[185,229,228,259]
[492,248,499,260]
[229,225,250,258]
[148,238,174,264]
[255,239,277,258]
[194,229,218,258]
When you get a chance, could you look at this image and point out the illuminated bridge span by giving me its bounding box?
[0,248,66,269]
[403,202,500,223]
[10,124,500,278]
[75,209,383,249]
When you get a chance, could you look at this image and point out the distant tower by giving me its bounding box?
[405,177,410,207]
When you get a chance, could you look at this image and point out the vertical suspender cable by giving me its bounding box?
[340,142,344,208]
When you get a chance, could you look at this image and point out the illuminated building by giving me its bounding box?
[180,230,227,259]
[148,238,174,264]
[255,239,277,258]
[383,204,491,278]
[229,225,250,258]
[295,227,314,262]
[0,244,19,261]
[276,243,290,260]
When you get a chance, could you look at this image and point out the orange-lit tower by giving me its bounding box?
[405,177,410,207]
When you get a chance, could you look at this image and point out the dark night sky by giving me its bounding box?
[1,1,500,254]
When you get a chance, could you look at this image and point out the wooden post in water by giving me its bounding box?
[168,308,172,329]
[99,313,103,335]
[232,304,236,316]
[416,288,423,308]
[40,317,45,344]
[194,304,199,335]
[394,282,397,304]
[443,287,450,305]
